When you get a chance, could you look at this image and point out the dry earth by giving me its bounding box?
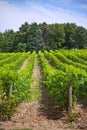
[0,56,87,130]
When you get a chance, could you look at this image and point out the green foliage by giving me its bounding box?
[0,52,35,120]
[39,50,87,110]
[75,26,87,49]
[0,22,87,52]
[27,23,45,52]
[0,30,15,52]
[0,69,18,99]
[0,98,17,121]
[68,112,79,122]
[0,50,87,120]
[48,24,65,49]
[63,23,76,49]
[17,43,26,52]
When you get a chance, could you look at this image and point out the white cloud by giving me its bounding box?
[0,0,87,32]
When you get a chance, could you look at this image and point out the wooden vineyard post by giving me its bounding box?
[9,82,13,99]
[68,85,72,113]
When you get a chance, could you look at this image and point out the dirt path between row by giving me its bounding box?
[0,56,87,130]
[30,55,41,101]
[18,57,30,73]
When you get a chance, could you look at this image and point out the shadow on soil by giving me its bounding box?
[77,95,87,109]
[38,85,65,120]
[37,59,66,120]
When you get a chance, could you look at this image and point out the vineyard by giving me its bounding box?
[0,49,87,129]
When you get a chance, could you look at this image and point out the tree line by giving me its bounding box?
[0,22,87,52]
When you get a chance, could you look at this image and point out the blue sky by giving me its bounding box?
[0,0,87,32]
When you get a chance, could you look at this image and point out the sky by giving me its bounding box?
[0,0,87,32]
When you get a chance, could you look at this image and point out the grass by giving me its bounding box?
[30,56,41,101]
[30,82,41,101]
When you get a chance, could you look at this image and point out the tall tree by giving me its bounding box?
[14,22,30,51]
[39,22,49,50]
[0,22,87,52]
[75,26,87,49]
[27,23,45,52]
[16,43,26,52]
[48,24,65,49]
[0,30,15,52]
[0,32,4,52]
[63,23,76,49]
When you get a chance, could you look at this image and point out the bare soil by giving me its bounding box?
[0,57,87,130]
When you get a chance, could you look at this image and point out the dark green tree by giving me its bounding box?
[48,24,65,50]
[75,26,87,49]
[27,23,45,52]
[63,23,76,49]
[16,43,26,52]
[0,22,87,52]
[0,30,15,52]
[13,22,30,51]
[39,22,49,50]
[0,32,4,52]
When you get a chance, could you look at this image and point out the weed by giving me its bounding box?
[68,112,79,122]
